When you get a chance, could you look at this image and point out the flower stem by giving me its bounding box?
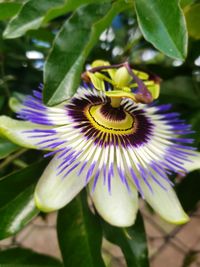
[0,148,27,170]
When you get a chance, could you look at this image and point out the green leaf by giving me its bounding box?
[0,247,62,266]
[135,0,188,60]
[43,1,130,106]
[0,160,48,239]
[0,185,39,240]
[0,137,19,159]
[57,190,105,267]
[185,3,200,39]
[27,28,54,43]
[44,0,109,23]
[2,0,106,39]
[3,0,64,39]
[102,213,149,267]
[0,3,21,21]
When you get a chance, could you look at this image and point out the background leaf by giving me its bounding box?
[43,0,108,23]
[160,76,200,108]
[0,160,48,239]
[0,247,62,266]
[185,3,200,39]
[57,190,105,267]
[135,0,188,59]
[0,3,22,21]
[102,213,149,267]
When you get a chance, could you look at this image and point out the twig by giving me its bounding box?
[0,149,27,169]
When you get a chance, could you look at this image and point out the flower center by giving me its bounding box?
[85,103,135,135]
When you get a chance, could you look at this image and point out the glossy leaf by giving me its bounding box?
[0,3,21,20]
[44,0,109,23]
[0,185,38,240]
[102,213,149,267]
[43,1,130,106]
[57,190,105,267]
[2,0,106,39]
[3,0,64,39]
[0,247,62,266]
[0,137,19,159]
[135,0,188,60]
[185,3,200,39]
[0,160,48,239]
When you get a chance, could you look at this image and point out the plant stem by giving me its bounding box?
[0,148,27,170]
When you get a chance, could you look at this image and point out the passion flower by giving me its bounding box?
[0,62,197,227]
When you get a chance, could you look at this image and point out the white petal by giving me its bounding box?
[89,172,138,227]
[0,116,52,149]
[140,177,189,224]
[34,155,87,212]
[182,151,200,172]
